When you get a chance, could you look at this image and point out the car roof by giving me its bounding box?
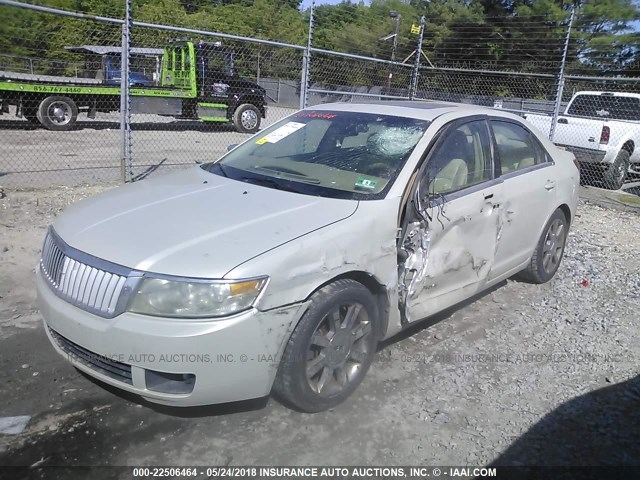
[310,101,523,122]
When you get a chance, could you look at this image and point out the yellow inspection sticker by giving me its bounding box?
[256,121,306,145]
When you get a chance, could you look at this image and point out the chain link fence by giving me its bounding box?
[1,0,638,192]
[123,21,304,182]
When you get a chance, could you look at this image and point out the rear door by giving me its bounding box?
[487,119,557,280]
[400,118,503,322]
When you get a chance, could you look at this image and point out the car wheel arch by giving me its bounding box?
[529,204,572,254]
[557,203,572,226]
[621,140,634,157]
[234,94,265,116]
[298,271,390,341]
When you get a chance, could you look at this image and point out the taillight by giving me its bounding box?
[600,126,610,144]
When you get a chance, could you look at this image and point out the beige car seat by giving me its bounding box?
[429,129,471,193]
[429,159,469,193]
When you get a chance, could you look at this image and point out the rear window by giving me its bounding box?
[567,95,640,121]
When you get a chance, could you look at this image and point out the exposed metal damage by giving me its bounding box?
[398,220,430,322]
[398,197,511,323]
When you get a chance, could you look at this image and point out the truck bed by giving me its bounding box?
[0,70,102,85]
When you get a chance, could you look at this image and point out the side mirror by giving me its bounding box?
[227,144,238,152]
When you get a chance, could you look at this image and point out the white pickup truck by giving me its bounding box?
[525,91,639,190]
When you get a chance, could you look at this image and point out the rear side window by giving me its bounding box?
[491,121,547,175]
[567,95,640,121]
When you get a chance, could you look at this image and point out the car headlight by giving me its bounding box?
[128,276,268,318]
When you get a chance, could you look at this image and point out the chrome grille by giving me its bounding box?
[41,231,129,317]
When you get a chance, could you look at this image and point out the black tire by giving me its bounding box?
[232,103,261,134]
[273,279,379,412]
[519,209,569,284]
[36,96,78,131]
[602,150,630,190]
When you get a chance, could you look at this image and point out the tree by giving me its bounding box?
[571,0,640,73]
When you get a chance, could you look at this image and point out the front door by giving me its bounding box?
[399,119,502,323]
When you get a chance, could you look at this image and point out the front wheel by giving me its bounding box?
[232,103,261,134]
[518,208,568,284]
[602,150,630,190]
[36,96,78,131]
[273,279,379,412]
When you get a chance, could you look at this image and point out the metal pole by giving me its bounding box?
[550,6,575,142]
[409,16,425,100]
[257,49,261,84]
[386,14,401,93]
[300,0,314,110]
[120,0,132,182]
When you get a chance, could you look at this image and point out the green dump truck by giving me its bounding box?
[0,41,267,133]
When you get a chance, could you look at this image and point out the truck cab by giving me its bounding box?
[162,40,266,133]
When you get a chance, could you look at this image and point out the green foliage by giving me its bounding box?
[1,0,637,86]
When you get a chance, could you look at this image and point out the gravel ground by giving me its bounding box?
[0,184,638,475]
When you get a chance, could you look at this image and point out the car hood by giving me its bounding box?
[53,167,358,278]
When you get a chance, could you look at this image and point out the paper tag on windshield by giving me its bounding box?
[355,177,378,190]
[256,122,305,145]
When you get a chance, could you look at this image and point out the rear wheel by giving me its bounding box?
[232,103,261,134]
[602,150,630,190]
[519,209,568,284]
[37,96,78,131]
[273,279,378,412]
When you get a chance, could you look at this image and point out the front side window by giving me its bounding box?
[203,110,430,200]
[492,121,546,175]
[422,120,493,196]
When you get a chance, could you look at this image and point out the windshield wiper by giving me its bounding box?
[239,176,303,193]
[252,166,321,184]
[205,162,227,177]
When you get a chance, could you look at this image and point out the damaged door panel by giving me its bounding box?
[398,119,503,323]
[399,187,503,323]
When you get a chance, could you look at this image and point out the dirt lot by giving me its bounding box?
[0,183,639,477]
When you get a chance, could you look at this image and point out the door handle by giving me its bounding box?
[558,118,568,124]
[484,193,494,200]
[545,180,556,191]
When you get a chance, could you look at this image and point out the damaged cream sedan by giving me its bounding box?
[37,102,579,412]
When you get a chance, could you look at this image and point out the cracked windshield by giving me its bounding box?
[205,110,429,198]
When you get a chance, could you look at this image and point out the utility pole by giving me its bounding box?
[300,0,315,110]
[409,15,425,101]
[385,11,401,94]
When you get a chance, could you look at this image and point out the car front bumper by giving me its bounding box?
[36,268,308,407]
